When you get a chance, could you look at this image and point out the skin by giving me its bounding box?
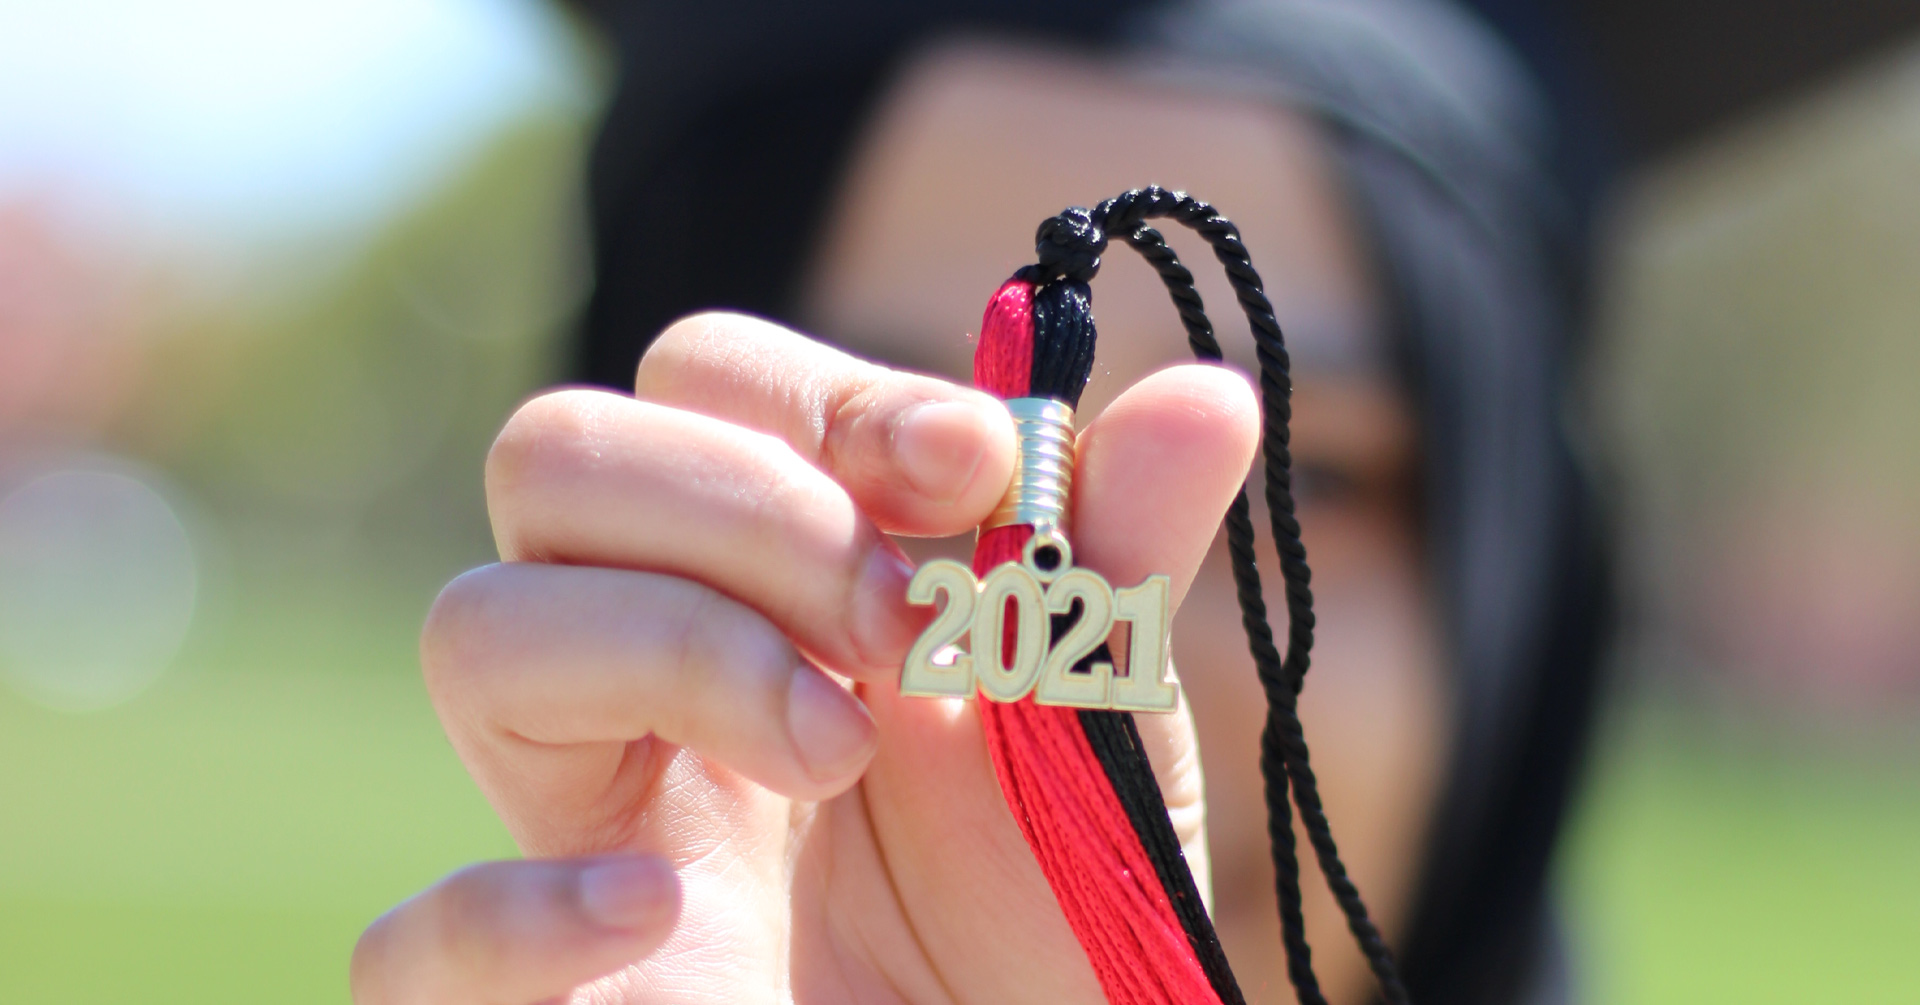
[354,40,1447,1005]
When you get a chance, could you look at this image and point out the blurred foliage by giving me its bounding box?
[0,103,590,1000]
[124,111,592,599]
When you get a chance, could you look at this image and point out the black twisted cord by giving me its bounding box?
[1019,257,1246,1005]
[1028,187,1408,1005]
[1113,209,1409,1005]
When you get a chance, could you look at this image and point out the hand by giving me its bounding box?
[350,313,1260,1004]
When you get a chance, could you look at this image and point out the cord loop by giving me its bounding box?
[1022,186,1409,1005]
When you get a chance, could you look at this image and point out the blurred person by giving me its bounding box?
[352,2,1610,1004]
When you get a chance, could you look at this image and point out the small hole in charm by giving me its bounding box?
[1023,525,1073,581]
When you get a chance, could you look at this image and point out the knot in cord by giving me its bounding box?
[1034,206,1107,283]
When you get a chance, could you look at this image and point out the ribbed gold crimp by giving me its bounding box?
[982,397,1075,533]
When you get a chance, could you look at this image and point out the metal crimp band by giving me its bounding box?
[982,397,1075,533]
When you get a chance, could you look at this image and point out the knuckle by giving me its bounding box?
[642,311,885,462]
[419,566,500,705]
[689,597,793,682]
[817,380,881,474]
[638,311,790,399]
[654,590,713,739]
[350,861,525,1005]
[349,911,397,1004]
[665,593,793,732]
[485,390,609,509]
[634,312,721,394]
[818,372,977,492]
[486,391,618,559]
[430,863,515,970]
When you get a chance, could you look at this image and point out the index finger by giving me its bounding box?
[635,312,1016,537]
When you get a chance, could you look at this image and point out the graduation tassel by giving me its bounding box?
[970,273,1241,1005]
[904,189,1407,1005]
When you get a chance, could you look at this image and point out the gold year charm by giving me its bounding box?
[901,527,1177,712]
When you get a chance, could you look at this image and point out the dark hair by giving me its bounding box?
[568,2,1613,1002]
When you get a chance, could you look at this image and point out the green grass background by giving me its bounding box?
[5,569,1917,1002]
[1564,708,1920,1002]
[0,576,517,1002]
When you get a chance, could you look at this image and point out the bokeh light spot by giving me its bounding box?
[0,467,198,711]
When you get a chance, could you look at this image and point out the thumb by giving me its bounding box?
[1071,363,1260,609]
[1069,362,1261,868]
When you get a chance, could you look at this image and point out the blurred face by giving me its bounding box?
[799,40,1449,1004]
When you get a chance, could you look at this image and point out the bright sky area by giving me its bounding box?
[0,0,591,245]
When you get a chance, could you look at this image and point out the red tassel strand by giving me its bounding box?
[971,278,1222,1004]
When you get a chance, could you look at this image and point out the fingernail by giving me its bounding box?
[578,857,678,932]
[894,400,992,505]
[787,666,877,782]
